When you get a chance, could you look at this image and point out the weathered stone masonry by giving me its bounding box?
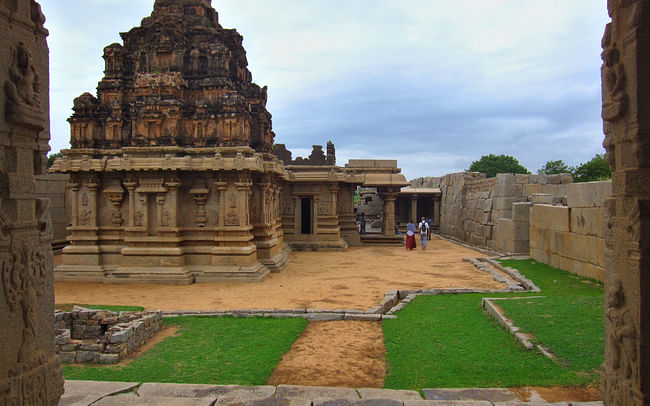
[1,0,64,404]
[55,309,163,364]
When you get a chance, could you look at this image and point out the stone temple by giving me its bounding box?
[51,0,409,283]
[52,0,289,283]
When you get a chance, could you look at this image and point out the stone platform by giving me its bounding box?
[59,381,602,406]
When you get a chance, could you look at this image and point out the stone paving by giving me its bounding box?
[59,381,603,406]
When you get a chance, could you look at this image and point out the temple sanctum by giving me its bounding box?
[51,0,409,283]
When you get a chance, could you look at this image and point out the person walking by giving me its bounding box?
[405,221,416,250]
[418,217,429,250]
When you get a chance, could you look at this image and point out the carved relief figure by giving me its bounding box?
[5,41,40,108]
[607,281,637,379]
[1,242,48,372]
[79,210,91,226]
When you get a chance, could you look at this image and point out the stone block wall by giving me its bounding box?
[412,172,572,252]
[36,173,70,250]
[54,309,163,364]
[529,181,611,281]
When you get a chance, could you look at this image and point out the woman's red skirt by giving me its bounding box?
[405,235,416,250]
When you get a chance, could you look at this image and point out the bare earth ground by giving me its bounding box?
[267,321,385,388]
[54,236,503,311]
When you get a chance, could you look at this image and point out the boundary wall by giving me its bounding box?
[412,173,610,281]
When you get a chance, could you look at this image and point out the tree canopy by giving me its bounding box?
[467,154,529,178]
[572,154,611,182]
[537,154,611,183]
[538,160,571,175]
[46,152,62,168]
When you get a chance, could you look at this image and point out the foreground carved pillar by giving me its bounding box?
[601,1,650,404]
[0,1,64,404]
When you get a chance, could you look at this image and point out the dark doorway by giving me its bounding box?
[300,197,313,234]
[417,198,433,220]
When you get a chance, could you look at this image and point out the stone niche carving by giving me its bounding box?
[1,1,64,404]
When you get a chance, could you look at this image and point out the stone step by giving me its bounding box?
[58,381,604,406]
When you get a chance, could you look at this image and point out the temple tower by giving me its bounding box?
[52,0,288,283]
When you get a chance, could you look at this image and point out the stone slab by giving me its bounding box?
[59,395,111,406]
[344,313,382,321]
[220,397,312,406]
[137,383,220,398]
[213,385,278,404]
[566,181,611,208]
[357,388,422,401]
[93,394,213,406]
[62,380,140,397]
[275,385,359,401]
[422,388,518,402]
[404,401,492,406]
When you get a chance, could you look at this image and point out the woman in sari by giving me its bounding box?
[405,221,417,250]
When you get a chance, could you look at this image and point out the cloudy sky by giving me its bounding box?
[39,0,609,179]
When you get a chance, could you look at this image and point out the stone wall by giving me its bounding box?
[55,309,163,364]
[412,172,572,251]
[36,173,70,250]
[529,181,611,282]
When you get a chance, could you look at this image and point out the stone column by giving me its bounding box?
[0,1,64,404]
[124,177,137,228]
[410,195,418,223]
[215,181,227,227]
[87,175,100,228]
[433,197,441,227]
[68,177,80,227]
[383,192,397,236]
[165,177,180,228]
[600,2,650,404]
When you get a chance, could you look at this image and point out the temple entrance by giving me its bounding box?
[300,197,313,234]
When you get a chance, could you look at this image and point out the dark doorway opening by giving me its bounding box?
[301,197,313,234]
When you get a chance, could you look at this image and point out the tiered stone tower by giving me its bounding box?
[52,0,288,283]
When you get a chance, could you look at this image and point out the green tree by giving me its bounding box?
[46,152,62,168]
[573,154,611,183]
[467,154,529,178]
[538,160,572,175]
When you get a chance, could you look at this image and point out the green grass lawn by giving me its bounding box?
[63,316,308,385]
[383,259,604,389]
[497,260,604,377]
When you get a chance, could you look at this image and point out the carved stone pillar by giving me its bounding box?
[165,176,181,228]
[68,177,80,227]
[0,1,64,404]
[410,196,418,223]
[600,1,650,404]
[86,174,100,228]
[235,177,252,227]
[329,185,338,217]
[383,192,397,236]
[215,181,227,227]
[123,176,137,228]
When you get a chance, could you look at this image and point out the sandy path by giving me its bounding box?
[267,321,385,388]
[54,237,503,311]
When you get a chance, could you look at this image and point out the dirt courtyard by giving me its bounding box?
[54,237,504,311]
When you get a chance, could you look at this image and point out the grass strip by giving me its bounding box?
[497,260,604,377]
[383,259,604,389]
[63,316,308,385]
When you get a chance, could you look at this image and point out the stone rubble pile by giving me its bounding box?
[54,308,163,364]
